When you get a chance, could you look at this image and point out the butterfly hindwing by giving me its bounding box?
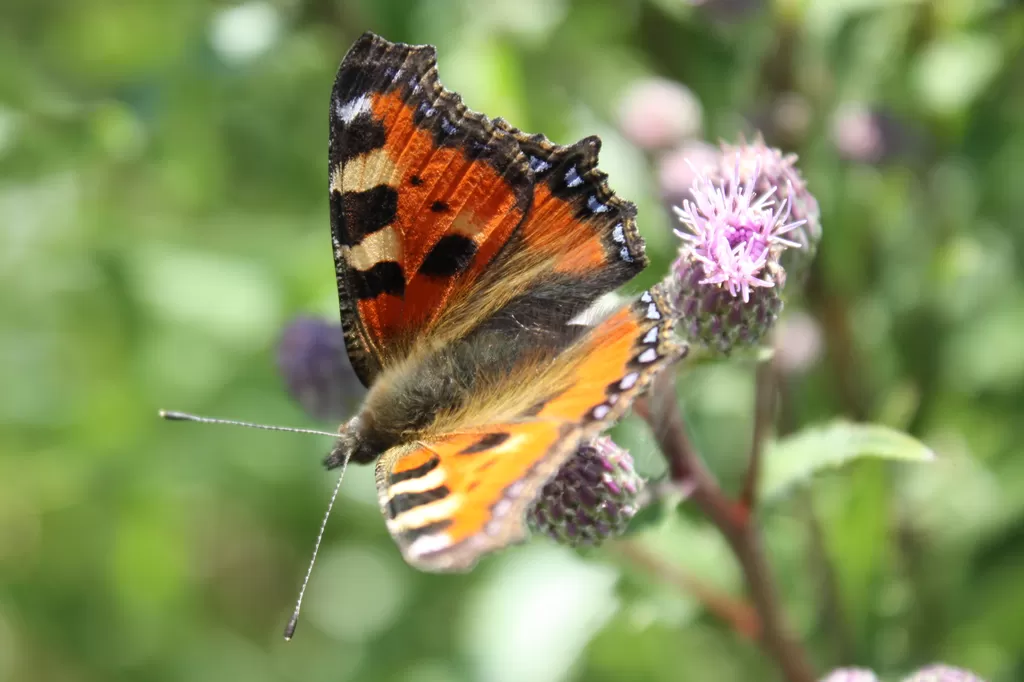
[374,286,685,571]
[374,422,568,571]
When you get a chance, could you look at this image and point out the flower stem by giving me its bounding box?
[614,539,761,639]
[741,359,778,512]
[641,369,816,682]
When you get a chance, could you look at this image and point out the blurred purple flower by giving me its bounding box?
[772,310,823,375]
[277,316,364,422]
[746,92,814,148]
[657,139,721,210]
[831,102,925,165]
[617,77,703,151]
[528,437,644,547]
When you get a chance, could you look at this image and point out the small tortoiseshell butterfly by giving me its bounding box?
[322,32,685,572]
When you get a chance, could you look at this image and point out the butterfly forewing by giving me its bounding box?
[329,33,532,386]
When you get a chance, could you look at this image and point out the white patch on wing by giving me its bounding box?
[336,94,372,123]
[567,293,626,327]
[619,372,640,390]
[587,195,609,213]
[565,166,583,188]
[332,148,399,193]
[341,225,402,270]
[637,348,658,364]
[528,156,552,173]
[389,495,462,532]
[407,532,453,558]
[387,466,447,498]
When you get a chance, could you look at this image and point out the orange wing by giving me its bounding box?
[329,33,646,386]
[374,286,685,571]
[329,33,530,385]
[500,127,646,281]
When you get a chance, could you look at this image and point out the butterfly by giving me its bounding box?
[316,32,685,572]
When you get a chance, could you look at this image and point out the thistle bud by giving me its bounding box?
[528,437,644,547]
[670,146,807,353]
[902,665,986,682]
[276,316,364,422]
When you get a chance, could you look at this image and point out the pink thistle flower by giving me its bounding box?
[720,135,821,284]
[667,140,818,354]
[673,155,804,303]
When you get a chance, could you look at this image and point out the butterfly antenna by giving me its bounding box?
[158,410,340,438]
[283,449,352,641]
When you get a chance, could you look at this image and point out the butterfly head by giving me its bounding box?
[324,415,378,468]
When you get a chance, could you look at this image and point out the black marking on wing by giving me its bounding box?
[330,114,387,167]
[336,185,398,247]
[397,519,453,543]
[351,261,405,299]
[420,234,478,278]
[389,455,441,485]
[387,485,451,517]
[459,433,509,455]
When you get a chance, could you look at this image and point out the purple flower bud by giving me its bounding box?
[617,78,703,151]
[528,437,644,547]
[276,316,364,422]
[902,664,987,682]
[820,669,880,682]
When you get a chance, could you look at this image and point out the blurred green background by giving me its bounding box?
[2,0,1023,681]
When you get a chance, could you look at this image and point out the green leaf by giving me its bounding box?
[760,421,935,502]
